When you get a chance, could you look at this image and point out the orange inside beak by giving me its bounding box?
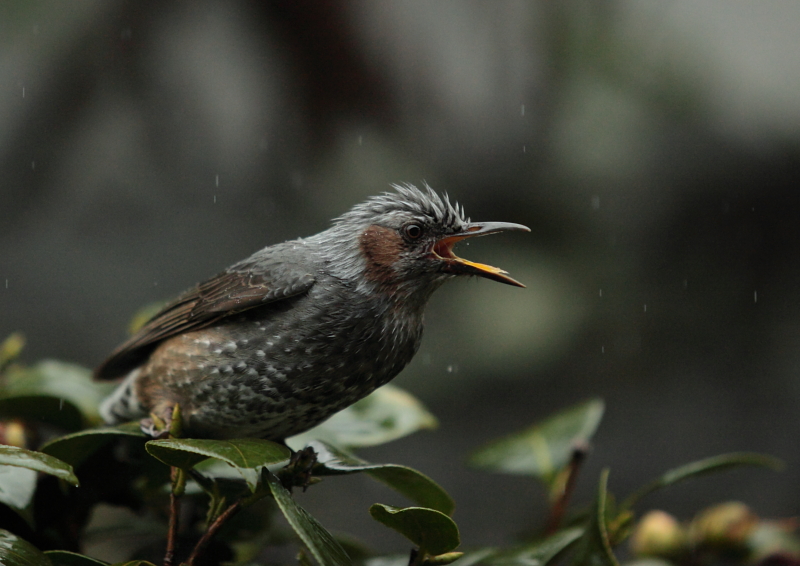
[431,231,526,288]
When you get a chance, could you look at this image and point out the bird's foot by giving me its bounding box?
[139,416,170,439]
[278,446,319,492]
[139,405,182,440]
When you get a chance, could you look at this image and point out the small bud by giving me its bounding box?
[0,420,31,448]
[0,332,25,369]
[746,521,800,563]
[169,404,184,438]
[689,501,758,550]
[629,510,687,558]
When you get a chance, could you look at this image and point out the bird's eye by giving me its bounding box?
[403,224,423,240]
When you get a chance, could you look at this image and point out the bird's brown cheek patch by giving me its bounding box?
[359,225,405,284]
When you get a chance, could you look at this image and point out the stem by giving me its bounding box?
[545,443,588,535]
[164,467,181,566]
[186,501,242,566]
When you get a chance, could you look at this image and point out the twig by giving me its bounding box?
[545,443,588,535]
[164,467,182,566]
[163,406,185,566]
[186,501,242,566]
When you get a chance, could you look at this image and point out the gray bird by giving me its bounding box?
[97,184,528,440]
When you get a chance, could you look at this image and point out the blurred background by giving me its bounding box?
[1,0,799,553]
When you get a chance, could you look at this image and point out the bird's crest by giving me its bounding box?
[335,183,469,229]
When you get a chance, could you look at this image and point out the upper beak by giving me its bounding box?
[431,221,530,287]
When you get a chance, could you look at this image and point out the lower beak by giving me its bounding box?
[431,221,530,287]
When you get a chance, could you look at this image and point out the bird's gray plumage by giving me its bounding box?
[97,183,525,440]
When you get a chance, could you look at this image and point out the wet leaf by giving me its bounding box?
[311,441,454,515]
[40,423,146,468]
[0,445,78,486]
[477,528,584,566]
[267,472,353,566]
[0,528,52,566]
[468,399,604,486]
[146,437,290,491]
[44,551,108,566]
[622,452,784,510]
[288,385,437,450]
[569,470,620,566]
[2,361,115,424]
[369,504,460,555]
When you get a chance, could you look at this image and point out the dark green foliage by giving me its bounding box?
[0,333,796,566]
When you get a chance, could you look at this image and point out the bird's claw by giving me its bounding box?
[139,410,173,439]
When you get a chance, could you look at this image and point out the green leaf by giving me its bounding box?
[44,551,108,566]
[468,399,604,485]
[369,504,460,555]
[569,470,620,566]
[478,528,584,566]
[288,384,437,450]
[0,445,78,486]
[110,562,157,566]
[0,396,85,432]
[425,552,464,565]
[311,441,455,515]
[1,361,115,423]
[145,438,290,492]
[40,423,146,468]
[0,528,53,566]
[267,472,353,566]
[622,452,784,510]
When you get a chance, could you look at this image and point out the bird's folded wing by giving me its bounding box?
[94,258,316,380]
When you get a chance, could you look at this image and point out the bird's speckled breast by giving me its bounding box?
[136,282,424,439]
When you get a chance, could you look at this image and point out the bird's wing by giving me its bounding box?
[94,247,316,380]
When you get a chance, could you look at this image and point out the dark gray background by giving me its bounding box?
[1,0,798,555]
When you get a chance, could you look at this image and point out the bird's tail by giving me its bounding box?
[99,369,147,425]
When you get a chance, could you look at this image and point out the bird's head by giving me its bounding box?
[325,184,529,299]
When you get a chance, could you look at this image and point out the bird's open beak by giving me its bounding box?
[431,221,530,287]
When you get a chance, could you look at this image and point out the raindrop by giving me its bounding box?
[31,161,35,171]
[358,135,363,146]
[215,174,219,188]
[522,145,526,153]
[520,104,525,116]
[213,195,217,204]
[59,398,64,410]
[754,290,757,303]
[598,289,602,297]
[601,346,605,354]
[22,87,25,98]
[4,279,8,289]
[643,304,647,312]
[446,364,458,373]
[591,196,600,210]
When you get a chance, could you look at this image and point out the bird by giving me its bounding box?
[96,183,529,441]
